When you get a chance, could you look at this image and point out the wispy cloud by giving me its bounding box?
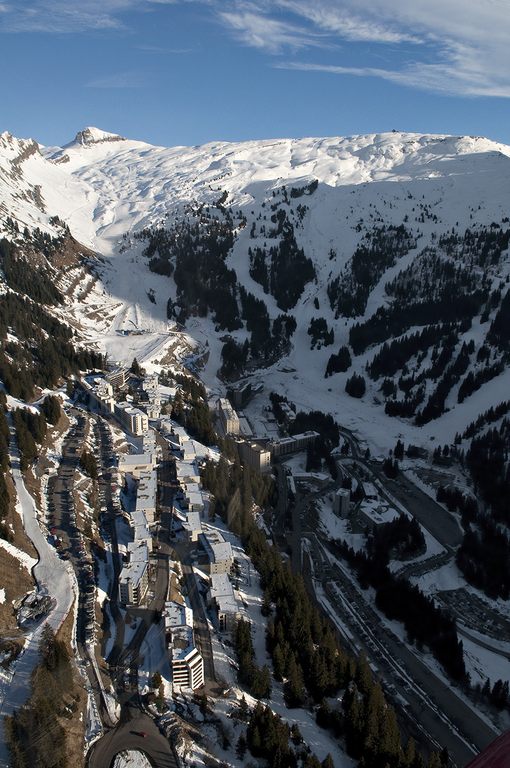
[2,0,510,100]
[271,1,510,98]
[0,0,191,33]
[85,71,145,88]
[278,53,510,99]
[276,0,420,45]
[218,8,326,54]
[0,1,132,32]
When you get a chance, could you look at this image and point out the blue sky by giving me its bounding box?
[1,0,509,148]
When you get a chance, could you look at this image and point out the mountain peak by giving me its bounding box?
[72,127,126,146]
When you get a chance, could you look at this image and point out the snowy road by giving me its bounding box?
[0,422,77,768]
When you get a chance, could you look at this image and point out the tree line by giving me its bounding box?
[171,373,216,446]
[328,225,415,319]
[5,625,78,768]
[201,455,442,767]
[0,293,104,400]
[333,539,466,682]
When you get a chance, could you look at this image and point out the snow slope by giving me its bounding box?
[0,424,77,768]
[3,127,510,451]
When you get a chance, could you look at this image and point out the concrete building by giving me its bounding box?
[208,573,242,632]
[279,402,296,425]
[119,542,150,606]
[238,414,254,438]
[81,376,115,415]
[119,561,148,606]
[334,488,351,518]
[115,402,149,436]
[106,367,128,389]
[200,530,233,574]
[238,440,272,474]
[358,502,399,528]
[270,431,320,457]
[142,431,157,455]
[142,374,159,392]
[182,511,202,542]
[144,402,161,420]
[362,482,378,500]
[176,462,200,485]
[118,452,156,478]
[182,440,196,462]
[164,601,204,691]
[218,398,240,435]
[226,381,252,409]
[161,423,188,449]
[134,471,158,525]
[186,490,204,515]
[141,374,161,420]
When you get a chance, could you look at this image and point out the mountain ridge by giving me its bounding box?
[2,126,510,454]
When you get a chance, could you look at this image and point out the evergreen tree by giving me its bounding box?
[284,654,306,707]
[236,734,247,759]
[131,357,143,376]
[345,373,366,398]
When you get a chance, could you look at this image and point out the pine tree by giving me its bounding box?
[131,357,143,376]
[428,753,443,768]
[236,734,247,759]
[284,654,306,707]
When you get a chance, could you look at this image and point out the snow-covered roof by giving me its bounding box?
[119,452,153,466]
[183,511,201,532]
[209,573,239,614]
[164,600,193,629]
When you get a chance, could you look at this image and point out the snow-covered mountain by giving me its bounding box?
[2,126,510,452]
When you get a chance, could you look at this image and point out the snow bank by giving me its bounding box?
[113,751,152,768]
[0,538,37,571]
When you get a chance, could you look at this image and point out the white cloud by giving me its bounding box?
[276,0,420,44]
[0,0,152,32]
[2,0,510,99]
[218,8,325,54]
[0,0,197,33]
[272,0,510,98]
[278,53,510,99]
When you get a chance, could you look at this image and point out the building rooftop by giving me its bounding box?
[359,500,399,526]
[209,573,239,614]
[362,482,378,499]
[219,398,238,418]
[119,557,147,587]
[212,542,233,562]
[176,462,199,479]
[127,540,149,562]
[135,494,156,512]
[183,481,200,493]
[164,600,193,629]
[183,511,202,532]
[187,491,204,508]
[201,531,233,564]
[273,430,319,446]
[119,452,153,467]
